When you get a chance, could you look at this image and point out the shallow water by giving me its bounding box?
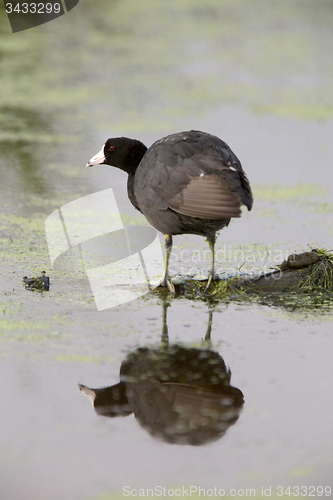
[0,1,333,499]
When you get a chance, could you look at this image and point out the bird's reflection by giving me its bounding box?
[79,302,244,445]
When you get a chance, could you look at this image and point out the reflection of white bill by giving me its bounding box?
[45,189,164,309]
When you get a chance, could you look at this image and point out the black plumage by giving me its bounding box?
[86,130,253,291]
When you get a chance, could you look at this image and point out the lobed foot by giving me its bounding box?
[204,271,220,292]
[161,277,176,294]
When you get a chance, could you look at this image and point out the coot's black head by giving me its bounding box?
[86,137,147,174]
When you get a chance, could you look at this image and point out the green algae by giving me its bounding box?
[56,354,114,364]
[0,294,75,342]
[297,251,333,293]
[305,201,333,214]
[152,248,333,320]
[253,183,328,203]
[1,0,333,337]
[254,208,279,219]
[0,213,51,277]
[0,317,63,342]
[2,0,333,140]
[290,466,314,478]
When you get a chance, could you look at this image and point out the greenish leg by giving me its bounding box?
[162,234,175,293]
[205,233,217,292]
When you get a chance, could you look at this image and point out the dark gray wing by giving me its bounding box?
[167,174,242,219]
[135,131,253,219]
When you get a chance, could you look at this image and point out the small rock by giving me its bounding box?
[279,251,320,270]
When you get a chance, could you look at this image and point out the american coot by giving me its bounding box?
[79,302,244,445]
[86,130,253,292]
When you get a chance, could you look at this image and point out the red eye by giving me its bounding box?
[110,146,115,151]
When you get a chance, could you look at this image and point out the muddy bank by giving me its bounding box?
[240,249,333,293]
[155,249,333,298]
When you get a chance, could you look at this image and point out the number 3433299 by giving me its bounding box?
[5,3,62,14]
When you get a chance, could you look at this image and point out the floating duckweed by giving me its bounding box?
[56,354,112,364]
[253,183,327,203]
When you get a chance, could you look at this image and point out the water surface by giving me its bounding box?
[0,1,333,499]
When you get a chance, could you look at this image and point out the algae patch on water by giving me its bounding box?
[253,183,328,204]
[56,354,115,364]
